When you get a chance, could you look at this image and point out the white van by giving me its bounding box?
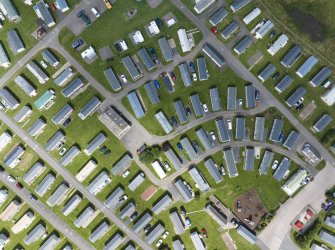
[91,7,100,18]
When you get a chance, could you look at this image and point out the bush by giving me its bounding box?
[139,145,163,164]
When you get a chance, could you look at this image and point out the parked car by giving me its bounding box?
[201,228,208,238]
[153,80,160,89]
[255,90,260,100]
[120,74,128,83]
[104,149,111,156]
[40,60,47,68]
[59,148,67,156]
[296,103,304,111]
[162,231,169,239]
[202,103,208,112]
[16,182,24,190]
[186,107,192,116]
[180,206,186,215]
[163,162,171,171]
[122,169,130,178]
[170,71,176,81]
[155,18,163,28]
[209,131,216,140]
[156,239,163,248]
[7,175,15,183]
[269,31,276,39]
[272,72,280,80]
[77,10,91,26]
[192,140,199,149]
[119,195,128,202]
[185,217,191,226]
[170,116,178,126]
[220,166,226,175]
[227,118,232,130]
[295,97,304,107]
[62,118,71,127]
[129,211,138,221]
[91,7,100,18]
[148,47,159,64]
[0,166,4,173]
[189,62,195,73]
[211,26,218,35]
[272,160,279,169]
[192,73,197,81]
[177,142,183,151]
[29,194,38,202]
[99,145,107,153]
[144,224,151,233]
[238,98,243,107]
[72,39,84,49]
[231,218,238,226]
[114,43,122,52]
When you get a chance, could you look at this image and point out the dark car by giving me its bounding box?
[272,72,280,80]
[104,149,111,156]
[114,43,122,52]
[0,166,4,173]
[211,26,218,35]
[62,118,72,127]
[129,211,138,221]
[192,140,199,148]
[16,182,24,190]
[296,103,304,111]
[77,10,91,26]
[153,80,160,89]
[189,62,195,73]
[180,206,186,215]
[269,31,276,39]
[72,39,84,49]
[144,224,151,233]
[170,116,178,126]
[30,194,38,202]
[201,228,208,238]
[155,18,163,28]
[255,90,260,100]
[176,142,183,151]
[170,71,176,81]
[99,145,107,153]
[148,47,159,64]
[186,107,192,116]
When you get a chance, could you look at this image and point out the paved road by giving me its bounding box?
[259,162,335,249]
[0,111,153,250]
[0,172,95,250]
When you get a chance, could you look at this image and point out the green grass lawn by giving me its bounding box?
[58,0,202,93]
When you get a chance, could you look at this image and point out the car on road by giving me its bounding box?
[210,131,216,140]
[201,228,208,238]
[104,149,111,156]
[185,217,191,226]
[30,194,38,202]
[153,80,160,89]
[180,206,186,215]
[156,239,163,248]
[0,166,4,173]
[59,147,67,156]
[114,43,122,52]
[177,142,183,151]
[40,60,47,68]
[202,103,208,112]
[170,71,176,81]
[77,10,91,26]
[16,182,24,190]
[122,169,130,178]
[272,160,279,169]
[7,175,15,183]
[120,74,127,83]
[163,162,171,171]
[129,211,138,221]
[91,7,100,18]
[72,39,84,49]
[211,26,218,35]
[99,145,107,153]
[227,118,232,130]
[238,98,243,107]
[192,72,197,81]
[162,231,169,239]
[272,72,280,80]
[189,62,195,73]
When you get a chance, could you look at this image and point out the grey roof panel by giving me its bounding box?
[273,157,291,181]
[178,63,192,87]
[275,75,293,93]
[180,137,198,160]
[152,194,172,215]
[138,48,155,71]
[244,148,254,171]
[234,36,252,55]
[245,85,256,108]
[296,56,318,78]
[209,7,228,26]
[204,159,223,183]
[197,57,208,81]
[190,94,204,117]
[170,211,185,234]
[254,117,265,141]
[51,104,73,124]
[174,100,188,124]
[231,0,251,12]
[281,45,302,68]
[146,223,164,244]
[313,114,332,132]
[45,131,65,151]
[269,119,283,142]
[209,88,221,111]
[285,87,307,107]
[224,148,238,177]
[61,77,84,98]
[235,117,245,140]
[104,68,122,91]
[236,225,257,244]
[196,127,213,150]
[189,166,210,192]
[122,56,140,80]
[310,67,332,87]
[202,44,225,67]
[127,91,145,118]
[78,96,101,120]
[215,118,230,142]
[144,82,160,105]
[165,149,183,171]
[259,150,274,175]
[283,131,299,150]
[221,22,239,39]
[112,153,133,175]
[104,186,124,208]
[174,179,193,202]
[258,63,276,82]
[59,146,80,166]
[158,37,173,62]
[227,87,237,110]
[133,212,152,233]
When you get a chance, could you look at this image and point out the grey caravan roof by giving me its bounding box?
[173,239,185,250]
[127,91,145,118]
[119,202,135,219]
[221,22,239,39]
[89,221,109,243]
[190,231,206,250]
[23,162,45,184]
[170,211,185,234]
[104,186,124,208]
[28,118,45,136]
[244,148,254,171]
[325,215,335,229]
[310,67,332,87]
[209,7,228,26]
[196,127,213,150]
[78,96,101,120]
[146,223,164,244]
[162,75,174,93]
[227,87,237,110]
[144,82,160,104]
[42,49,59,67]
[281,45,302,68]
[175,179,193,202]
[133,212,152,233]
[158,37,173,62]
[313,114,332,132]
[104,68,121,91]
[189,166,210,192]
[61,77,84,98]
[54,67,74,86]
[178,63,192,87]
[254,117,265,141]
[62,194,82,216]
[152,194,172,215]
[51,104,73,124]
[35,1,55,27]
[84,133,106,156]
[74,206,94,228]
[35,173,55,197]
[0,88,19,109]
[24,224,45,245]
[122,56,140,80]
[60,146,80,166]
[234,36,252,55]
[0,43,9,67]
[273,157,291,181]
[128,173,145,191]
[112,153,132,175]
[202,44,225,67]
[180,137,198,160]
[283,131,299,150]
[0,0,19,21]
[45,131,65,151]
[285,87,307,108]
[87,171,110,195]
[165,148,183,170]
[275,75,293,93]
[258,63,276,82]
[236,225,257,244]
[235,117,245,140]
[104,232,123,250]
[137,48,155,71]
[205,204,227,227]
[318,230,335,247]
[269,119,283,142]
[296,56,318,78]
[223,148,238,177]
[155,111,173,134]
[14,75,36,96]
[7,30,24,54]
[245,85,256,108]
[215,118,230,142]
[4,145,24,168]
[231,0,251,12]
[259,150,274,175]
[190,94,204,117]
[39,234,60,250]
[197,57,208,81]
[204,158,223,183]
[47,183,69,207]
[174,100,188,124]
[209,88,221,111]
[14,105,31,122]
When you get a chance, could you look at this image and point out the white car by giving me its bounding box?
[192,73,197,81]
[0,12,5,21]
[120,74,128,84]
[202,103,208,112]
[7,175,15,183]
[220,166,226,175]
[162,231,169,239]
[119,195,128,202]
[91,7,100,18]
[272,160,279,169]
[227,118,232,130]
[209,131,216,140]
[59,148,67,155]
[122,169,130,178]
[295,97,304,107]
[164,162,171,171]
[40,60,47,68]
[156,239,163,247]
